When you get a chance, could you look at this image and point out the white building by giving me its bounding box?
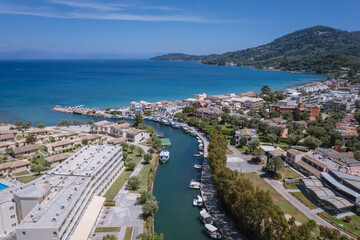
[130,101,143,113]
[0,200,18,237]
[16,145,124,240]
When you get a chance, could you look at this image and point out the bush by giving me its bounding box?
[104,201,116,206]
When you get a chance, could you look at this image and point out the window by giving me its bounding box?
[22,231,26,236]
[12,223,16,227]
[9,206,14,210]
[10,215,15,219]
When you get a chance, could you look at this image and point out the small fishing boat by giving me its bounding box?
[200,209,213,224]
[194,164,202,169]
[189,180,201,189]
[193,154,202,157]
[159,151,170,164]
[205,224,222,239]
[193,195,203,207]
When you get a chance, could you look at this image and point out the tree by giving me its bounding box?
[253,148,265,156]
[251,156,262,164]
[137,233,164,240]
[30,164,44,174]
[222,106,230,114]
[130,144,135,153]
[247,140,260,153]
[87,119,94,124]
[303,136,322,150]
[133,113,144,127]
[82,138,89,145]
[288,134,300,146]
[126,159,136,171]
[37,123,46,128]
[103,234,117,240]
[14,120,23,128]
[105,107,110,113]
[237,136,248,147]
[144,153,152,164]
[25,134,37,144]
[299,111,309,121]
[142,199,158,217]
[58,119,71,126]
[261,85,271,95]
[268,157,284,173]
[267,134,278,145]
[137,191,155,204]
[25,121,32,129]
[128,176,140,190]
[137,147,145,157]
[148,148,155,154]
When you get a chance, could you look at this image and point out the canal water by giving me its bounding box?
[144,120,210,240]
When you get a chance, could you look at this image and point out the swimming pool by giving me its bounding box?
[0,183,8,191]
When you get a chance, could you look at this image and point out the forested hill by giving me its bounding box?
[150,26,360,74]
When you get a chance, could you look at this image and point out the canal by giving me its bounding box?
[144,120,210,240]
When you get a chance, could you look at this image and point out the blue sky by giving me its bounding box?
[0,0,359,56]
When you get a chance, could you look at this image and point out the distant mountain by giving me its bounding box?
[151,26,360,74]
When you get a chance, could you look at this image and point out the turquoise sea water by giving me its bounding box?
[0,59,325,125]
[0,183,8,191]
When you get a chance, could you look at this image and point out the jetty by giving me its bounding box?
[161,138,172,147]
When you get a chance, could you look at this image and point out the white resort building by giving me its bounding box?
[2,144,125,240]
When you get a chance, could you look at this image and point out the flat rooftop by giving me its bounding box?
[18,145,122,230]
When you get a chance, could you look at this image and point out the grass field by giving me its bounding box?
[243,172,309,223]
[14,170,29,176]
[94,227,121,233]
[135,153,158,193]
[319,212,360,237]
[38,145,49,155]
[283,183,299,189]
[17,174,43,183]
[124,227,133,240]
[290,192,318,210]
[280,168,303,179]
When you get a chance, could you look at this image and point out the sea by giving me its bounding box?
[0,59,325,125]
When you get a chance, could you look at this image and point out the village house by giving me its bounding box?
[52,131,80,141]
[109,123,131,138]
[126,129,150,143]
[285,149,307,166]
[194,108,223,119]
[90,120,113,134]
[24,128,49,136]
[45,140,74,153]
[0,160,31,175]
[0,130,18,136]
[294,154,328,178]
[0,142,15,151]
[234,128,259,145]
[244,97,264,108]
[10,145,38,158]
[269,103,319,120]
[108,137,126,145]
[130,101,143,113]
[44,153,72,168]
[0,134,14,142]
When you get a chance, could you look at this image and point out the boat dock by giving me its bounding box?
[161,138,172,147]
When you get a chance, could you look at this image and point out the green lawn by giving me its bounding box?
[290,192,318,210]
[219,123,233,136]
[279,168,303,179]
[124,227,133,240]
[103,146,142,201]
[319,212,360,237]
[14,170,29,176]
[38,145,49,155]
[94,227,120,233]
[243,172,309,223]
[17,174,43,183]
[283,183,299,190]
[135,153,158,193]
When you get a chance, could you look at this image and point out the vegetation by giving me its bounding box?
[58,119,71,126]
[37,123,46,128]
[133,113,144,127]
[152,26,360,74]
[103,234,117,240]
[128,176,140,191]
[290,192,318,210]
[124,227,133,240]
[17,174,43,183]
[95,227,121,233]
[25,134,37,144]
[136,233,164,240]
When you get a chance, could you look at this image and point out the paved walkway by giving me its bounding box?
[189,127,247,240]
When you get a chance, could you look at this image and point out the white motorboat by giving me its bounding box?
[194,164,202,169]
[159,150,170,163]
[189,180,201,189]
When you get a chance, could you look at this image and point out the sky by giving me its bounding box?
[0,0,360,57]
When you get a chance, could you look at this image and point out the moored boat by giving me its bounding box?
[159,150,170,164]
[189,179,201,189]
[194,164,202,169]
[205,224,222,239]
[199,209,213,224]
